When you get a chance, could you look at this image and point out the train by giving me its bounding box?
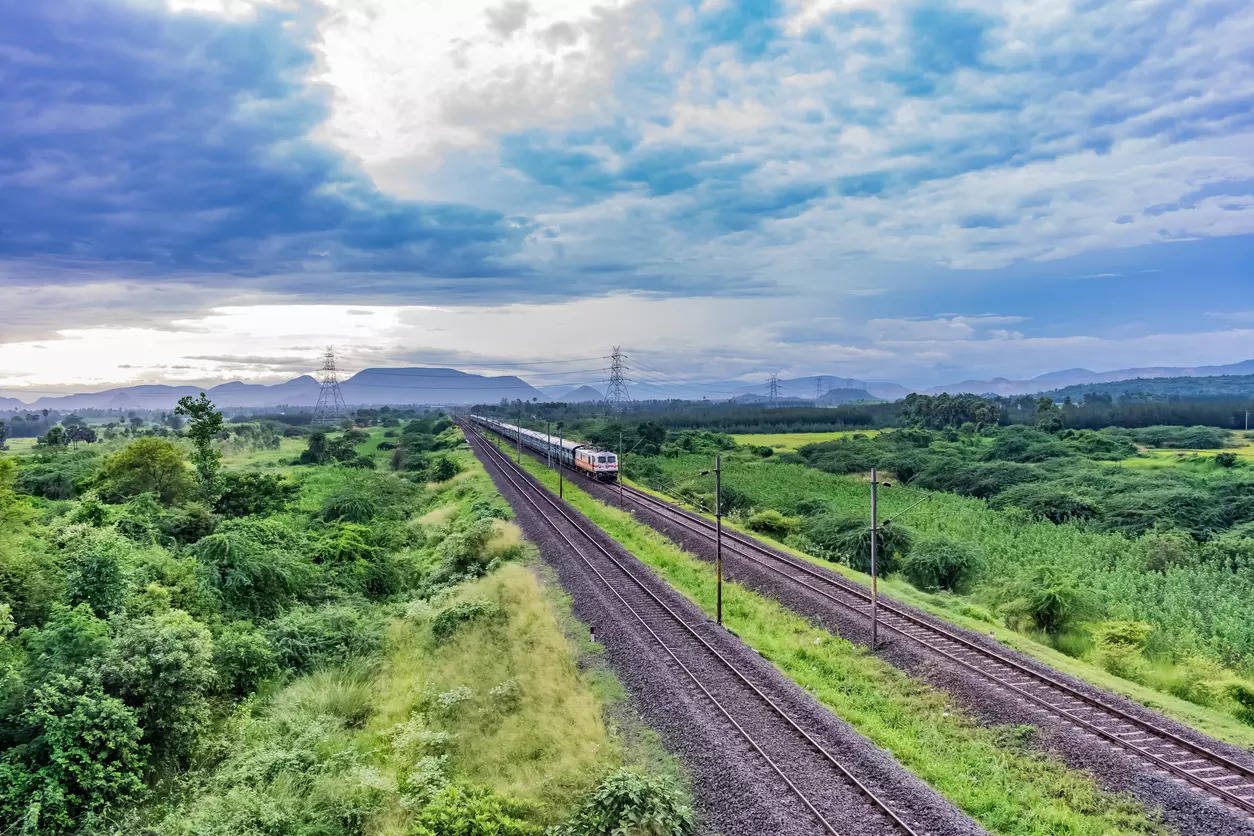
[470,415,619,482]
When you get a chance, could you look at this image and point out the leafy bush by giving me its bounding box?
[982,426,1070,463]
[160,501,217,544]
[1091,620,1152,682]
[431,600,502,642]
[105,609,216,761]
[1129,425,1230,449]
[990,484,1098,524]
[901,538,985,593]
[14,452,99,500]
[0,673,147,835]
[266,604,383,674]
[746,509,799,537]
[431,456,460,482]
[194,531,312,618]
[1162,656,1230,707]
[430,518,497,585]
[1002,567,1087,635]
[410,784,539,836]
[215,471,298,517]
[555,769,695,836]
[322,493,378,524]
[1139,529,1196,572]
[1228,682,1254,726]
[1215,451,1239,468]
[212,623,279,697]
[801,514,912,574]
[64,531,130,617]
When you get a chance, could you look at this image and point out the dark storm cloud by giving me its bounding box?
[0,2,529,291]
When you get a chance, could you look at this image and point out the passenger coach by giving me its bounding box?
[471,415,619,482]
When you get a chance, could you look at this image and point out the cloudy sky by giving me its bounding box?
[2,0,1252,397]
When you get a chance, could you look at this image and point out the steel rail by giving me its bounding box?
[462,422,921,836]
[606,478,1254,818]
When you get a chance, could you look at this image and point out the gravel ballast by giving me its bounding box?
[463,426,985,836]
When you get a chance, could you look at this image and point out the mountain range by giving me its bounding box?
[924,359,1254,396]
[3,368,542,411]
[3,359,1251,412]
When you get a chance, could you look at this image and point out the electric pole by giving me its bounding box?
[870,467,880,649]
[557,423,564,499]
[516,403,522,463]
[715,454,723,625]
[767,372,781,406]
[605,346,631,411]
[618,431,624,508]
[312,346,347,425]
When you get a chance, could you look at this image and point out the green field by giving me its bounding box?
[1113,431,1254,469]
[731,429,881,450]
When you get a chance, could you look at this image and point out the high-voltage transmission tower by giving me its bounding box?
[605,346,632,411]
[767,372,781,406]
[815,374,830,401]
[312,346,348,425]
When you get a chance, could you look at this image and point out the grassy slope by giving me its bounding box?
[514,455,1167,836]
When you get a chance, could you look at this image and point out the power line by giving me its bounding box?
[312,346,347,425]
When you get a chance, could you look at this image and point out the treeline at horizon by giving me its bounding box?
[476,392,1254,434]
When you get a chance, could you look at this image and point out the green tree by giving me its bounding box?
[39,425,69,449]
[105,609,215,761]
[175,393,224,503]
[0,673,147,834]
[214,471,298,517]
[98,438,193,505]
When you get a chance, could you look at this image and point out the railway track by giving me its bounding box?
[598,478,1254,820]
[462,423,927,836]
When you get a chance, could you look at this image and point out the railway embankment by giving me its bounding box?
[462,421,983,836]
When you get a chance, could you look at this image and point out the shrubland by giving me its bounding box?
[0,407,691,834]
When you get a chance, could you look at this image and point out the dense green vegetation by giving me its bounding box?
[1043,373,1254,401]
[512,455,1167,835]
[0,405,691,834]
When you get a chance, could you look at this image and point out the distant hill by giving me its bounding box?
[817,387,878,405]
[6,367,543,410]
[929,359,1254,396]
[558,385,603,402]
[0,396,25,411]
[732,375,908,402]
[1040,374,1254,401]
